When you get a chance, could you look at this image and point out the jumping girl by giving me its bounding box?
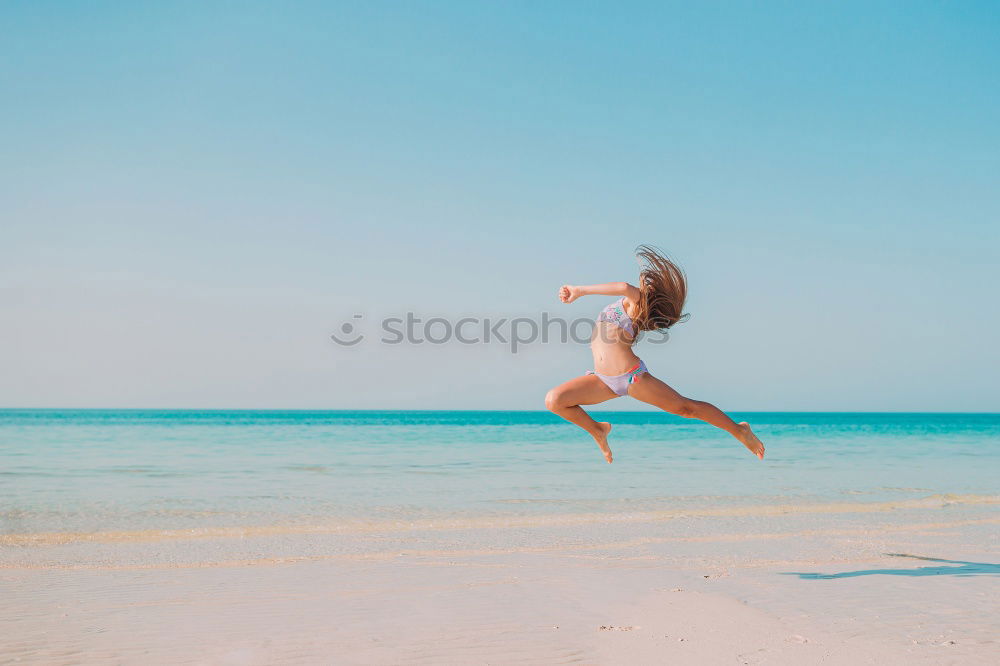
[545,246,766,463]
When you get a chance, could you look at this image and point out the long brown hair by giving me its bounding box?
[632,245,689,332]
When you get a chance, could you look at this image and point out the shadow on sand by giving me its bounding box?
[784,553,1000,580]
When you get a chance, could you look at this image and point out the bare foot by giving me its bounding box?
[736,422,765,460]
[593,422,613,463]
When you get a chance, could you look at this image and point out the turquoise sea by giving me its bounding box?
[2,410,998,539]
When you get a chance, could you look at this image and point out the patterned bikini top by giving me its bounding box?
[596,297,636,337]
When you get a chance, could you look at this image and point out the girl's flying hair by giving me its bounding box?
[633,245,690,332]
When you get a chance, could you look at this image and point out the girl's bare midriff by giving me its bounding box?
[590,302,641,376]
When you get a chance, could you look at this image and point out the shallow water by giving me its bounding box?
[2,410,997,539]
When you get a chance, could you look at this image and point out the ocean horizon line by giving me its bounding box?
[1,407,998,415]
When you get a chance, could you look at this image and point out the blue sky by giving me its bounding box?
[2,1,998,410]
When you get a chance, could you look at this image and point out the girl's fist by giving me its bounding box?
[559,285,579,303]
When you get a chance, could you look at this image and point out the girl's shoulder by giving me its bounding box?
[620,295,639,318]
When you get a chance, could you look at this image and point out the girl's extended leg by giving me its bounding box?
[545,375,619,463]
[628,373,765,459]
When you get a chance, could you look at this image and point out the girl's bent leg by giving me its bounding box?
[545,375,619,462]
[627,373,765,459]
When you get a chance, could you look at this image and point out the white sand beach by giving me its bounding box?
[4,502,997,664]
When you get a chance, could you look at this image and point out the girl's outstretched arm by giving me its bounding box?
[559,282,641,304]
